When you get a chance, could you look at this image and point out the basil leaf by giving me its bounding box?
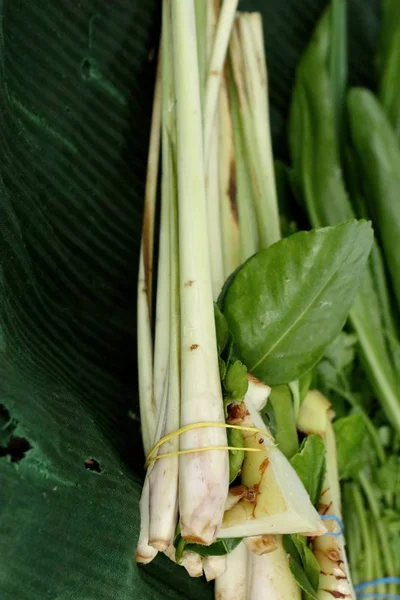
[290,434,326,506]
[227,428,245,483]
[302,544,320,593]
[288,556,318,600]
[333,415,366,479]
[221,221,373,385]
[223,360,248,400]
[214,303,229,355]
[174,535,242,559]
[282,534,303,566]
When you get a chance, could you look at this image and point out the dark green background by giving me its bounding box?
[0,1,379,598]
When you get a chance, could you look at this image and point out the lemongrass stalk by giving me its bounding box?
[136,479,158,564]
[195,0,207,112]
[244,534,277,556]
[247,536,301,600]
[215,542,248,600]
[206,106,225,297]
[239,13,280,246]
[137,49,162,457]
[220,400,324,538]
[370,517,387,597]
[219,70,241,277]
[147,0,180,552]
[244,374,271,412]
[229,78,259,263]
[203,555,227,581]
[204,0,239,166]
[163,542,204,577]
[171,0,229,545]
[230,18,280,249]
[298,391,356,600]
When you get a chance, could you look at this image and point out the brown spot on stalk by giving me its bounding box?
[247,373,262,384]
[182,535,205,544]
[319,501,333,515]
[227,158,238,223]
[245,487,257,503]
[185,280,195,287]
[320,487,329,497]
[190,344,199,351]
[322,591,349,599]
[227,402,249,423]
[211,69,220,76]
[325,549,342,564]
[245,534,277,555]
[259,457,269,474]
[231,484,248,496]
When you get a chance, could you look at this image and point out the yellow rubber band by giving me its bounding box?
[145,421,273,468]
[146,445,263,466]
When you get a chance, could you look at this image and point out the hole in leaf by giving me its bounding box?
[84,458,101,473]
[0,436,32,462]
[0,403,11,427]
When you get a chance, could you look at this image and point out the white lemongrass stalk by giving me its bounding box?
[298,391,356,600]
[204,0,239,166]
[247,536,301,600]
[136,478,158,564]
[224,484,248,511]
[230,18,280,249]
[245,374,271,411]
[171,0,229,545]
[215,542,248,600]
[203,555,227,581]
[238,13,280,246]
[219,70,241,278]
[219,400,325,538]
[147,0,180,552]
[137,51,162,455]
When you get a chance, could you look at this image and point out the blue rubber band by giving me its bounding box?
[320,514,344,537]
[355,578,400,592]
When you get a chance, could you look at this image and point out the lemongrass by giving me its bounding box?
[229,79,259,263]
[247,536,301,600]
[203,555,227,581]
[204,0,239,166]
[171,0,229,545]
[238,13,280,246]
[224,484,248,511]
[219,400,324,538]
[244,534,277,556]
[215,542,248,600]
[163,542,204,578]
[244,374,271,411]
[219,69,241,277]
[136,478,158,564]
[137,50,162,456]
[147,0,180,551]
[230,17,280,249]
[298,391,356,600]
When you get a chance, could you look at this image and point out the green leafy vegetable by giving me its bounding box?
[221,221,373,385]
[333,415,366,479]
[378,0,400,140]
[347,87,400,312]
[290,434,326,506]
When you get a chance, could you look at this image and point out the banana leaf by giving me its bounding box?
[0,0,380,598]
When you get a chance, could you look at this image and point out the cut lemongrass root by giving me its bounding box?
[215,541,248,600]
[147,0,180,553]
[247,536,301,600]
[219,400,324,538]
[297,391,356,600]
[171,0,229,545]
[203,555,227,582]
